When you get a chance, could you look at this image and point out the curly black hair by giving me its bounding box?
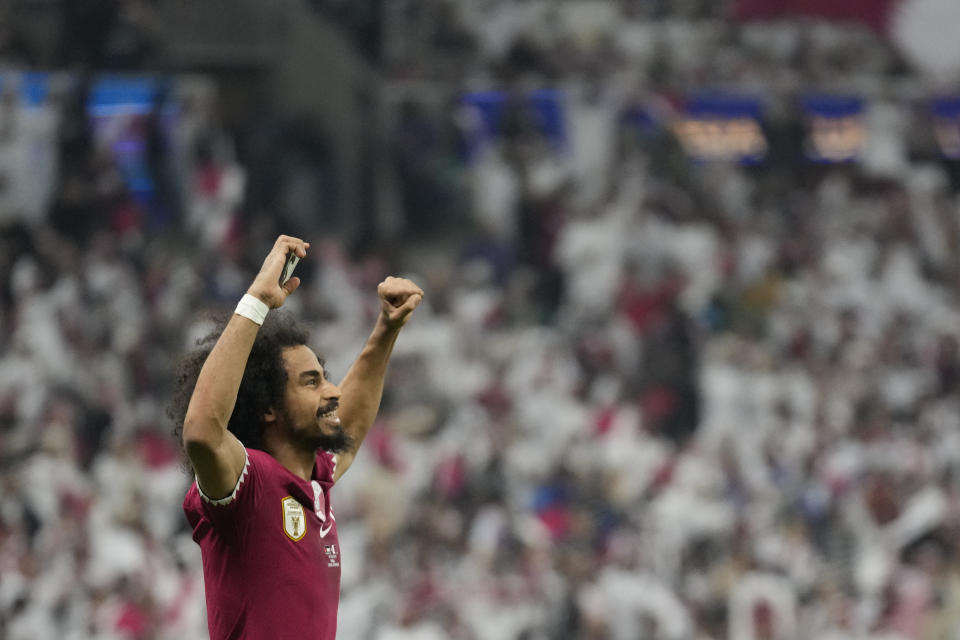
[167,311,311,452]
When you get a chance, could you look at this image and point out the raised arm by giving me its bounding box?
[182,235,310,499]
[332,276,423,482]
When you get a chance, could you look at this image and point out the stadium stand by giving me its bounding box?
[4,1,960,638]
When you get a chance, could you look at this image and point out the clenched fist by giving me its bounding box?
[377,277,424,329]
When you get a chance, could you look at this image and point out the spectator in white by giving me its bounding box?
[0,79,60,225]
[728,570,798,640]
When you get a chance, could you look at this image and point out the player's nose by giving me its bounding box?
[321,379,341,401]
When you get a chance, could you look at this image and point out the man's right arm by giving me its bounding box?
[182,235,310,499]
[182,316,260,499]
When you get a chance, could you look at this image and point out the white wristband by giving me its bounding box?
[235,294,270,325]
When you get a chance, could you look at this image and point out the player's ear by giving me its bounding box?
[263,407,277,423]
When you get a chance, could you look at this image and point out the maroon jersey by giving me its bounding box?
[183,448,341,640]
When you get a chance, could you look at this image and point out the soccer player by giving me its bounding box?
[169,235,423,639]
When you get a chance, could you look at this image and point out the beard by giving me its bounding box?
[312,423,353,455]
[282,405,354,455]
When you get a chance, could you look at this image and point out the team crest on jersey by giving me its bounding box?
[281,496,307,541]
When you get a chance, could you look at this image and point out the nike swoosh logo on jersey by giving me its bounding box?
[319,523,333,538]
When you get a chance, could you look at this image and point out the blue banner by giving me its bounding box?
[0,71,55,108]
[931,96,960,160]
[672,92,768,164]
[802,94,866,163]
[458,89,567,160]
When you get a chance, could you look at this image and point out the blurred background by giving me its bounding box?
[5,0,960,638]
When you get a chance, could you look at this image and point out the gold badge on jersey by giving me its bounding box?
[282,496,307,542]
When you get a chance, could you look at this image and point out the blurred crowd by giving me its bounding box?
[0,0,164,70]
[5,1,960,639]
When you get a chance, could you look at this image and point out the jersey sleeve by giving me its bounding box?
[188,448,264,533]
[196,448,252,506]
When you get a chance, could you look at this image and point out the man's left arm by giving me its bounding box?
[333,276,423,482]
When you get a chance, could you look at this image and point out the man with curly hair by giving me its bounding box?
[169,235,423,640]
